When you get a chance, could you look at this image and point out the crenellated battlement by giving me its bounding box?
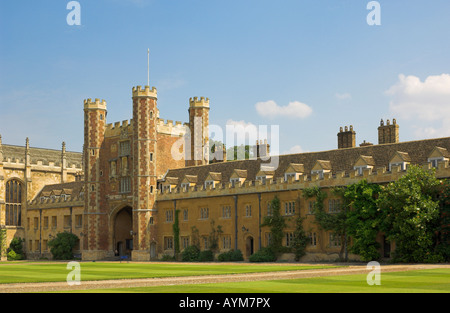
[157,161,450,200]
[105,119,134,137]
[189,96,210,108]
[27,194,84,208]
[132,85,157,98]
[157,118,188,136]
[84,98,107,110]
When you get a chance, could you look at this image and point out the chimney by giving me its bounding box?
[378,118,399,145]
[337,125,356,149]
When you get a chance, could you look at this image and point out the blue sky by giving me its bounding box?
[1,0,450,155]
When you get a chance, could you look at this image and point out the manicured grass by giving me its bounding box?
[73,269,450,293]
[0,262,339,284]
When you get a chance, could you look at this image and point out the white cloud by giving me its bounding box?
[255,100,313,119]
[282,145,305,155]
[385,73,450,138]
[335,92,352,100]
[226,119,257,129]
[386,74,450,121]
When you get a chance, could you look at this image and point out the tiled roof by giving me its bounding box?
[161,137,450,187]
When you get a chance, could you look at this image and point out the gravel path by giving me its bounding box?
[1,263,448,293]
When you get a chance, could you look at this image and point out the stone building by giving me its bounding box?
[1,84,449,261]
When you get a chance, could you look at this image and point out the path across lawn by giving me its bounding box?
[0,262,448,293]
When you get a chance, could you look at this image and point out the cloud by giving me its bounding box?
[385,73,450,138]
[282,145,306,155]
[226,119,257,129]
[255,100,313,119]
[335,92,352,100]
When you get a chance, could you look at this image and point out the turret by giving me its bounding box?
[131,85,158,259]
[83,98,107,252]
[187,96,210,166]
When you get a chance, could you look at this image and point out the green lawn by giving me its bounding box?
[72,268,450,293]
[0,262,339,284]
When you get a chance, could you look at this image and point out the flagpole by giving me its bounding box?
[147,48,150,86]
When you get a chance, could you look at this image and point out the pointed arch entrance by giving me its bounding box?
[113,206,133,257]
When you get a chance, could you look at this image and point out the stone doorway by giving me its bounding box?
[114,206,133,257]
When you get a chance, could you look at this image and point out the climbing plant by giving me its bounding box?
[261,195,287,258]
[172,209,180,255]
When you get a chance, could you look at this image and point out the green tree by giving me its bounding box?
[292,215,309,261]
[48,232,79,260]
[377,165,441,263]
[173,209,180,256]
[303,186,348,260]
[261,195,287,258]
[343,180,382,261]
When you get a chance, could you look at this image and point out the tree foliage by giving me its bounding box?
[261,195,287,257]
[343,180,382,261]
[377,165,442,263]
[48,232,79,260]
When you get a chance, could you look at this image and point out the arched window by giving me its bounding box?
[5,179,23,226]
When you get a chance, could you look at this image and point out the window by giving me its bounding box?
[329,233,341,247]
[52,216,57,229]
[284,173,297,182]
[181,236,190,249]
[222,206,231,219]
[64,215,71,229]
[285,232,295,247]
[222,236,232,250]
[308,201,315,214]
[428,157,448,168]
[230,178,240,187]
[309,232,317,246]
[203,236,210,250]
[75,215,83,228]
[256,176,267,184]
[43,216,49,229]
[311,170,324,179]
[119,141,131,156]
[164,237,174,250]
[354,166,368,175]
[150,153,153,162]
[165,209,174,222]
[5,179,23,226]
[267,202,273,216]
[34,217,39,230]
[120,177,131,193]
[245,204,252,217]
[205,181,215,189]
[284,201,295,215]
[389,162,407,171]
[328,199,342,213]
[181,183,190,191]
[183,209,189,221]
[200,207,209,219]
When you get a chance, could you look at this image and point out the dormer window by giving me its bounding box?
[353,156,375,175]
[311,160,331,179]
[389,151,411,172]
[205,181,215,189]
[284,163,304,182]
[230,178,240,187]
[255,166,274,185]
[427,147,449,168]
[181,183,190,191]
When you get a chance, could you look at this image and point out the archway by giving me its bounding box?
[113,206,133,257]
[245,236,254,257]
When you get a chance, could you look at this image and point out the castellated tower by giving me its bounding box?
[131,86,158,261]
[187,97,210,166]
[378,119,399,145]
[83,98,107,260]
